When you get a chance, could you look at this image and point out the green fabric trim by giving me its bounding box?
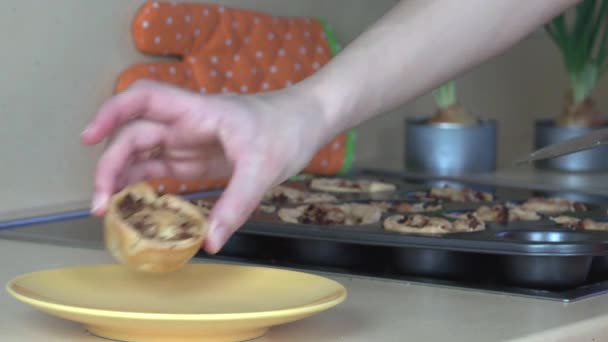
[318,18,355,175]
[288,174,314,181]
[339,129,357,174]
[318,18,342,55]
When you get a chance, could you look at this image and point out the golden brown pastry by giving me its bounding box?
[277,203,382,225]
[520,197,587,215]
[309,178,397,194]
[414,186,493,203]
[383,213,485,235]
[104,183,209,274]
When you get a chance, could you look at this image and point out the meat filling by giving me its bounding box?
[453,213,485,232]
[394,202,442,213]
[337,180,362,189]
[269,193,290,204]
[397,214,451,230]
[520,197,588,215]
[300,205,346,225]
[550,216,608,231]
[119,194,200,241]
[426,186,494,203]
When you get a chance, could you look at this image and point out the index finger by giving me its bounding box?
[81,80,192,145]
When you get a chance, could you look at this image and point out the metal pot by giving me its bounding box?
[534,119,608,172]
[404,118,497,175]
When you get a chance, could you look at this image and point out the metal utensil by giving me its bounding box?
[514,127,608,165]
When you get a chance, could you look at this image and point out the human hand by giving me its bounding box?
[113,1,349,194]
[81,79,329,253]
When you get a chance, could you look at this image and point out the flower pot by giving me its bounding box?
[533,119,608,172]
[404,118,497,175]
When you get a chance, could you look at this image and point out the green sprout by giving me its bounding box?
[545,0,608,115]
[433,80,457,109]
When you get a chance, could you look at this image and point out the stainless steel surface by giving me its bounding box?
[533,120,608,172]
[404,118,497,175]
[516,125,608,165]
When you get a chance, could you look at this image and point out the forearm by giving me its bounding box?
[299,0,581,138]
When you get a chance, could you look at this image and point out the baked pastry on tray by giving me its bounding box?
[519,197,588,215]
[191,199,276,215]
[393,201,442,213]
[383,213,485,235]
[550,216,608,231]
[414,185,493,203]
[277,203,383,225]
[309,178,397,194]
[447,204,541,223]
[104,183,209,273]
[263,185,337,204]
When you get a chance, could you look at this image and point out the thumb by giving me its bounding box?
[203,158,274,254]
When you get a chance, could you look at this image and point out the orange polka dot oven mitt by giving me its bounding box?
[115,1,356,194]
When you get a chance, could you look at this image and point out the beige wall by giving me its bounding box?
[354,31,608,171]
[1,0,606,214]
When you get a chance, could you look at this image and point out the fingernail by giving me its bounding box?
[81,125,93,137]
[207,220,229,254]
[91,193,109,214]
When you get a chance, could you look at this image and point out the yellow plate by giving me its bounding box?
[6,263,347,342]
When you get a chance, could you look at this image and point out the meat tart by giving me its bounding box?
[104,183,209,273]
[519,197,588,215]
[414,185,493,203]
[191,199,214,216]
[277,203,383,225]
[550,216,608,231]
[366,201,394,212]
[309,178,397,194]
[447,204,541,224]
[263,185,337,204]
[383,213,485,235]
[191,199,276,215]
[393,201,442,214]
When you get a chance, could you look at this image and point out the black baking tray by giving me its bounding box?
[203,170,608,291]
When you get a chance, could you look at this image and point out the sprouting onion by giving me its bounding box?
[433,80,457,109]
[545,0,608,125]
[429,80,477,125]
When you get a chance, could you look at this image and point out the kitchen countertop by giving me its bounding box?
[3,218,608,341]
[4,167,608,341]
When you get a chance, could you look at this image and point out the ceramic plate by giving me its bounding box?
[6,263,347,342]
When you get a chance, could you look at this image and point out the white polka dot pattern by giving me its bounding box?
[122,2,345,193]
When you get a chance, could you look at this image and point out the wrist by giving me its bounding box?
[293,70,349,143]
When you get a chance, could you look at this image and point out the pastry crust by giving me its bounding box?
[192,199,277,215]
[393,201,442,213]
[104,183,208,274]
[309,178,396,194]
[520,197,587,215]
[428,186,494,202]
[505,203,543,221]
[191,199,214,216]
[263,185,337,204]
[367,201,394,213]
[277,203,382,225]
[550,216,608,231]
[448,204,541,223]
[383,213,485,235]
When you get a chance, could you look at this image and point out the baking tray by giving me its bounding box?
[199,171,608,291]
